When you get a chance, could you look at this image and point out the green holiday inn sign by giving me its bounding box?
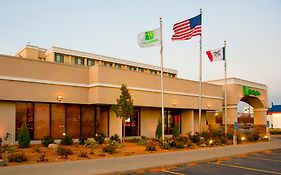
[243,86,260,96]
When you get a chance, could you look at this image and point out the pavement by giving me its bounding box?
[1,136,281,175]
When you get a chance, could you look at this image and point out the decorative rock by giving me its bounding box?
[0,160,7,167]
[48,143,59,149]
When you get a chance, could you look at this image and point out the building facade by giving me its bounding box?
[0,45,268,143]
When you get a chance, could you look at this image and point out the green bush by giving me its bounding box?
[94,133,105,144]
[145,140,157,151]
[61,135,73,145]
[189,132,200,143]
[84,139,98,149]
[77,151,88,158]
[175,135,190,144]
[56,146,73,159]
[155,118,162,139]
[79,136,87,145]
[102,140,120,154]
[110,134,121,143]
[138,136,148,145]
[8,153,27,162]
[3,144,17,153]
[270,130,281,135]
[175,143,185,149]
[247,132,259,142]
[161,138,171,150]
[18,121,30,148]
[173,123,180,137]
[41,135,54,147]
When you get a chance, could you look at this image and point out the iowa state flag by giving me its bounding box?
[206,47,225,62]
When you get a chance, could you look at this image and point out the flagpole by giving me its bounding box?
[160,17,165,141]
[198,9,202,133]
[224,40,228,136]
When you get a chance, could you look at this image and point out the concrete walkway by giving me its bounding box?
[1,138,281,175]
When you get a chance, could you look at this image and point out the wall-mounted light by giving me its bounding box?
[261,97,264,101]
[57,95,63,102]
[207,104,211,109]
[172,101,177,107]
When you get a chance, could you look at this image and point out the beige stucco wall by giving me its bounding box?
[140,108,159,138]
[181,110,194,135]
[109,109,122,137]
[0,102,16,144]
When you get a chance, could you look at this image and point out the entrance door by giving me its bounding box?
[125,109,140,136]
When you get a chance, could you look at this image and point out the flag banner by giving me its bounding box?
[206,47,225,62]
[138,28,161,47]
[171,14,201,41]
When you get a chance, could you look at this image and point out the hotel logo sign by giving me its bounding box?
[243,86,260,96]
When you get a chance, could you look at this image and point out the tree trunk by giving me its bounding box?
[122,118,126,142]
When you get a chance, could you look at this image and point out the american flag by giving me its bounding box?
[172,14,202,41]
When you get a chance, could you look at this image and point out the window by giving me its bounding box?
[66,105,81,138]
[125,109,140,136]
[164,110,181,135]
[74,57,84,65]
[81,106,95,138]
[103,61,113,67]
[149,70,157,75]
[115,63,121,68]
[138,68,144,72]
[54,53,64,63]
[16,102,34,140]
[51,104,65,139]
[87,59,95,67]
[128,66,137,71]
[34,103,50,139]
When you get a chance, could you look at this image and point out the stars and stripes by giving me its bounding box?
[171,14,202,41]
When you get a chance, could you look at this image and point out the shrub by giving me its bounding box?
[175,135,190,145]
[102,140,120,154]
[3,144,16,153]
[138,136,148,145]
[18,121,30,148]
[247,132,259,142]
[173,123,180,137]
[94,133,105,144]
[61,135,73,145]
[145,140,157,151]
[41,135,54,147]
[33,145,41,153]
[110,134,121,143]
[175,143,185,149]
[8,152,27,162]
[79,136,87,145]
[84,139,98,149]
[155,118,162,139]
[77,151,88,158]
[161,138,171,150]
[56,146,73,159]
[189,132,200,143]
[130,138,140,143]
[37,154,48,162]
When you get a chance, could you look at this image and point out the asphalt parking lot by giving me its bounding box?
[128,149,281,175]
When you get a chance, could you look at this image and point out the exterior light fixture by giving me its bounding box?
[63,133,66,136]
[57,95,63,102]
[241,136,246,141]
[172,101,176,107]
[207,104,211,109]
[264,135,269,140]
[209,139,214,144]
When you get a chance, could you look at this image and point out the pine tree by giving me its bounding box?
[155,117,162,139]
[18,121,30,148]
[173,123,180,138]
[112,84,134,140]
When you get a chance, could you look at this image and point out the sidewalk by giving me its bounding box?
[1,138,281,175]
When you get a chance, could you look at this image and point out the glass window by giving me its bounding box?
[87,59,95,67]
[125,109,140,136]
[138,68,144,72]
[81,106,95,138]
[164,110,181,135]
[16,102,34,140]
[149,70,157,74]
[115,63,121,68]
[51,104,65,139]
[96,107,109,137]
[128,66,137,71]
[66,105,81,138]
[103,61,113,67]
[34,103,50,139]
[74,57,84,65]
[55,53,64,63]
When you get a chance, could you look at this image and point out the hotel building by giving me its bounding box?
[0,45,268,143]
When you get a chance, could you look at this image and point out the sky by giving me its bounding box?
[0,0,281,106]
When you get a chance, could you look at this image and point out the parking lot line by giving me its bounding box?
[208,162,281,175]
[162,170,188,175]
[246,156,281,163]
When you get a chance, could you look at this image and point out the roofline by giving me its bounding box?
[15,45,47,56]
[46,46,178,74]
[206,77,267,90]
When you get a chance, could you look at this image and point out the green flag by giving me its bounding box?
[138,28,161,47]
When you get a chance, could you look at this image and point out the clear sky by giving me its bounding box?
[0,0,280,105]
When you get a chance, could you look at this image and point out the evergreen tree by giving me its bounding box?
[173,123,180,138]
[155,117,162,139]
[18,121,30,148]
[112,84,134,140]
